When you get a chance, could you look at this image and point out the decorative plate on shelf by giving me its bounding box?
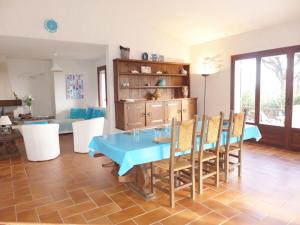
[44,19,58,33]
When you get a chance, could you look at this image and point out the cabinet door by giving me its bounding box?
[165,100,182,123]
[126,103,145,130]
[182,98,197,121]
[146,101,165,127]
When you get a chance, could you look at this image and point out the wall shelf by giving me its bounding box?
[0,100,22,107]
[120,72,187,77]
[121,86,184,89]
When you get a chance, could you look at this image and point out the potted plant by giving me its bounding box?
[23,95,34,115]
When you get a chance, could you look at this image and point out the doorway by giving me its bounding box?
[231,45,300,150]
[97,66,107,108]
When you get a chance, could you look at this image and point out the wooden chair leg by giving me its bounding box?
[225,153,229,183]
[238,150,242,177]
[170,170,175,208]
[198,161,203,194]
[176,171,180,187]
[191,167,195,200]
[215,157,219,188]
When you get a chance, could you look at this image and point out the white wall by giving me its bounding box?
[53,59,100,119]
[0,56,14,100]
[0,0,189,131]
[191,20,300,117]
[7,58,54,116]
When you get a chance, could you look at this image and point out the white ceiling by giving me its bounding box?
[0,36,107,60]
[123,0,300,45]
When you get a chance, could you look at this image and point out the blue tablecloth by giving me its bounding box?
[89,124,261,176]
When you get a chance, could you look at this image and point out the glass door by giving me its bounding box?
[260,55,287,127]
[292,52,300,129]
[289,52,300,149]
[232,45,300,150]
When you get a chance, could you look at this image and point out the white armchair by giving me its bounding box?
[72,117,104,153]
[21,124,60,161]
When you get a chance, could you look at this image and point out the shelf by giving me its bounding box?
[120,72,188,77]
[114,58,190,66]
[0,100,22,107]
[121,85,184,89]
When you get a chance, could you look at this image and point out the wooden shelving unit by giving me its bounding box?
[120,85,184,89]
[114,58,190,101]
[120,72,187,77]
[113,58,197,130]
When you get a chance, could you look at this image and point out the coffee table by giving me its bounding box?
[0,129,22,160]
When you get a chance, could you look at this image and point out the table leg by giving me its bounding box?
[117,163,155,200]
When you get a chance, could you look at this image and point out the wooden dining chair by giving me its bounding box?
[151,116,198,208]
[197,112,224,194]
[220,110,247,183]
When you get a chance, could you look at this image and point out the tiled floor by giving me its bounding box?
[1,134,300,224]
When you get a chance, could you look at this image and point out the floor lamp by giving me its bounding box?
[202,73,210,115]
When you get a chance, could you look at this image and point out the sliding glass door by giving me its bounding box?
[290,52,300,149]
[231,45,300,150]
[260,55,287,127]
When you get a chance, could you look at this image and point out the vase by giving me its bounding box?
[27,106,32,115]
[182,86,188,98]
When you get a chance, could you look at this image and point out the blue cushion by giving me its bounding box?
[91,108,106,118]
[24,120,49,125]
[85,107,94,119]
[70,108,86,119]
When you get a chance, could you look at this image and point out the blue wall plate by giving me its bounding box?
[44,19,58,33]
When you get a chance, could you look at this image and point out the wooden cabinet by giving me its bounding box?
[182,98,197,121]
[116,98,197,130]
[146,101,165,127]
[113,58,197,130]
[125,102,146,130]
[165,100,182,122]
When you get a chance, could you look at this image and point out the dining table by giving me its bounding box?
[89,124,262,199]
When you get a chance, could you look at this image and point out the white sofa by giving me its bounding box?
[72,117,104,153]
[21,124,60,161]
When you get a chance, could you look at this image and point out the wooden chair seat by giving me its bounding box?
[220,145,241,153]
[153,157,191,171]
[183,151,217,162]
[201,151,217,161]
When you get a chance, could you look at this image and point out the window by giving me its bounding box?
[234,58,256,122]
[260,55,287,126]
[293,52,300,128]
[231,45,300,149]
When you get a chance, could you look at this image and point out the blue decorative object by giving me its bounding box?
[92,108,106,118]
[142,52,148,60]
[44,18,58,33]
[85,107,94,120]
[158,79,166,86]
[70,108,86,119]
[24,121,48,125]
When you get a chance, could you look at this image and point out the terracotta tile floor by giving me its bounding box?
[1,134,300,224]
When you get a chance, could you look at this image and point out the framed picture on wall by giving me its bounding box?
[66,74,84,99]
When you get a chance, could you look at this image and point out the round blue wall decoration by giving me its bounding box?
[44,19,58,33]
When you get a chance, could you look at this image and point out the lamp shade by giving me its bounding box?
[51,63,63,72]
[0,116,12,126]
